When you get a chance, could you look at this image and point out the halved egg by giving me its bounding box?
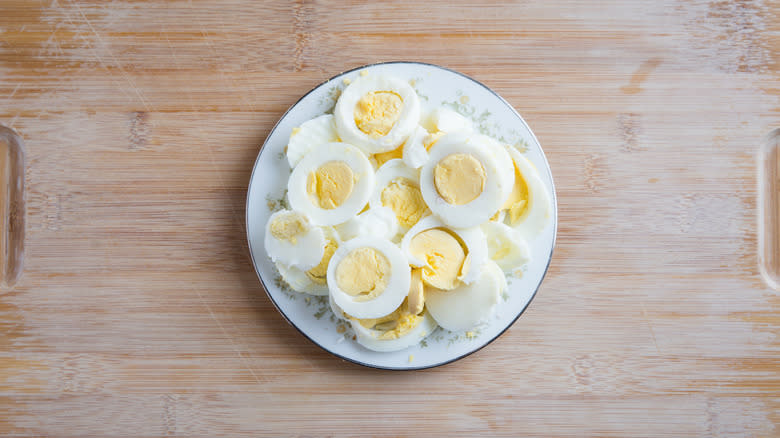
[502,147,553,238]
[332,297,437,353]
[275,227,340,295]
[425,260,505,332]
[335,206,399,242]
[287,142,375,226]
[286,114,339,168]
[400,216,488,287]
[334,75,421,154]
[264,209,325,270]
[369,159,430,232]
[326,236,411,319]
[481,221,530,274]
[419,132,509,228]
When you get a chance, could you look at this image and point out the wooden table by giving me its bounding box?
[1,1,778,436]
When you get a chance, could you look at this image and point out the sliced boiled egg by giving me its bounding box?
[334,75,421,154]
[333,297,437,353]
[275,227,340,295]
[419,132,508,228]
[425,260,505,332]
[335,206,399,242]
[264,209,325,270]
[400,216,488,287]
[502,147,553,238]
[326,236,411,319]
[287,142,375,226]
[369,159,430,232]
[481,221,530,274]
[286,114,339,168]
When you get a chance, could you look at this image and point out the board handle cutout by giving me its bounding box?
[0,125,25,290]
[758,128,780,291]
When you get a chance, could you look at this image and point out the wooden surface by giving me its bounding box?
[1,0,778,436]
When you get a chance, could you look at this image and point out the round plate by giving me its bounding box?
[246,62,557,370]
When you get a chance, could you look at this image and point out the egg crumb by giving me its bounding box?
[269,211,309,245]
[291,127,301,137]
[306,239,338,284]
[342,78,351,85]
[409,228,466,290]
[466,331,475,339]
[306,160,354,210]
[433,153,486,205]
[335,247,391,301]
[360,70,368,77]
[408,354,414,363]
[381,178,430,228]
[354,91,404,138]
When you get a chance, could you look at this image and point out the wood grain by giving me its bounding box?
[1,0,778,436]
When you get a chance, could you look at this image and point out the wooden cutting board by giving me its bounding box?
[1,1,778,436]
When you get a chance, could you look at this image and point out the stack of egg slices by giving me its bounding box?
[264,73,552,352]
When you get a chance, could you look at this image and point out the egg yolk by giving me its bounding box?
[433,153,486,205]
[269,212,309,245]
[305,239,337,284]
[335,247,391,301]
[501,161,529,224]
[355,299,423,340]
[306,160,354,210]
[409,228,466,290]
[373,144,404,167]
[407,268,424,315]
[354,91,404,138]
[424,131,445,150]
[381,178,430,228]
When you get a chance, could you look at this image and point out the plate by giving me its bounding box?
[246,62,557,370]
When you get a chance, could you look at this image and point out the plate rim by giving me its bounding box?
[245,61,558,370]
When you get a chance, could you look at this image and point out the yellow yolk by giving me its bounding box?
[354,299,423,340]
[354,91,404,138]
[305,239,337,284]
[306,160,354,210]
[407,268,424,315]
[501,161,530,224]
[269,212,308,245]
[433,153,486,205]
[409,228,466,290]
[373,144,404,167]
[381,178,430,228]
[424,131,445,150]
[335,247,391,301]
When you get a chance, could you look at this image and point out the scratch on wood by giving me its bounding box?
[617,113,642,152]
[293,0,314,72]
[620,58,662,95]
[128,111,150,150]
[583,154,606,193]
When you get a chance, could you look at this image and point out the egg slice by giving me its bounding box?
[402,125,431,169]
[264,209,325,270]
[334,75,421,154]
[369,159,430,232]
[503,147,553,238]
[419,132,508,228]
[427,107,473,134]
[481,221,530,274]
[332,297,437,352]
[400,216,488,286]
[275,227,340,295]
[287,142,375,226]
[335,206,399,242]
[425,260,504,332]
[326,236,411,319]
[286,114,339,168]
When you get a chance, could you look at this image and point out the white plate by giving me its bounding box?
[246,62,557,370]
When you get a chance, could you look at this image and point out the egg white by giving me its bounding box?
[334,75,421,154]
[481,221,530,274]
[335,206,399,242]
[274,227,341,296]
[474,134,515,208]
[505,147,553,238]
[427,107,473,134]
[286,114,339,168]
[326,236,411,319]
[264,210,325,270]
[399,215,488,285]
[287,142,375,226]
[419,132,508,228]
[402,125,430,169]
[368,159,426,232]
[425,260,503,332]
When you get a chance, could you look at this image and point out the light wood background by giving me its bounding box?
[1,0,778,436]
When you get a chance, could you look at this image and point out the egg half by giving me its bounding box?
[326,236,411,319]
[287,142,375,226]
[264,209,325,270]
[275,227,340,295]
[481,221,530,274]
[502,147,553,238]
[369,159,430,232]
[334,75,421,154]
